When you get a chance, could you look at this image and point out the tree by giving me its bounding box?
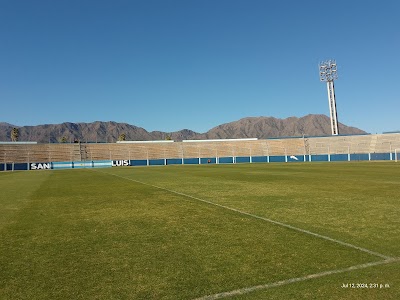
[165,134,172,140]
[60,136,67,143]
[11,128,19,142]
[118,133,126,141]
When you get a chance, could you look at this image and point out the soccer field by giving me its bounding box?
[1,162,399,299]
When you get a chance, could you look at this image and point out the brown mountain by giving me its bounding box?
[0,114,366,143]
[196,114,365,139]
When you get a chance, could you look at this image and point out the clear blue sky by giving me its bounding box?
[1,0,399,134]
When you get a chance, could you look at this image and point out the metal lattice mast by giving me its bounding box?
[319,60,339,135]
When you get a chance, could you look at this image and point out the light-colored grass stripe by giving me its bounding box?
[98,171,392,260]
[192,258,400,300]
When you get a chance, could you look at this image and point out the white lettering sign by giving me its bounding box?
[30,163,51,170]
[112,160,130,167]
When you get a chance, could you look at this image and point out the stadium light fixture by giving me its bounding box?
[319,59,339,135]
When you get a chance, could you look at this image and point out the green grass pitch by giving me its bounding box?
[1,162,399,299]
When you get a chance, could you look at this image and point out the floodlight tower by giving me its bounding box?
[319,60,339,135]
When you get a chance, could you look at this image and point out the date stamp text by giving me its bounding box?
[341,283,390,289]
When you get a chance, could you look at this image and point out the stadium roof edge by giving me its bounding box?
[383,131,400,134]
[116,140,174,143]
[297,133,372,139]
[182,138,258,143]
[0,141,38,144]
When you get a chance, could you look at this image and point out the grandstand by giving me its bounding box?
[1,132,400,170]
[0,143,76,163]
[306,133,400,155]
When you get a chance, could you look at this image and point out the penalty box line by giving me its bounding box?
[98,170,391,260]
[192,258,400,300]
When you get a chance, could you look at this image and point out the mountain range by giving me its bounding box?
[0,114,366,143]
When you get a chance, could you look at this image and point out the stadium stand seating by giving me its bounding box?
[2,133,400,164]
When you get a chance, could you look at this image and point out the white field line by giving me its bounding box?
[98,171,391,260]
[192,258,400,300]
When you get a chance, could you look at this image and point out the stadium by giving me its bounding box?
[1,2,400,299]
[1,128,400,299]
[1,60,400,299]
